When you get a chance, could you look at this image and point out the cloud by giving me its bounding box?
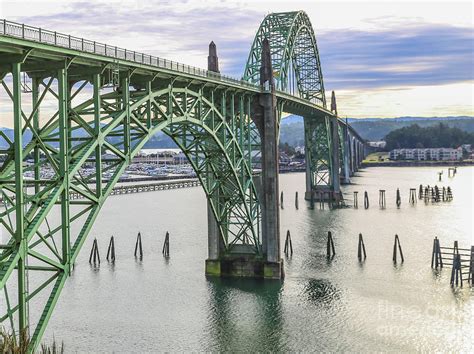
[1,0,473,119]
[317,24,474,90]
[11,1,263,74]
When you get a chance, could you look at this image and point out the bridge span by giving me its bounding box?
[0,11,366,348]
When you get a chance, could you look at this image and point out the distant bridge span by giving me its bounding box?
[0,11,366,349]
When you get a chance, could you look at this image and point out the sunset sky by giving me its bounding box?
[0,0,473,118]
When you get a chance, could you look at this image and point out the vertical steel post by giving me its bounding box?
[146,80,152,129]
[13,61,28,338]
[58,68,71,272]
[122,76,130,158]
[93,73,102,196]
[32,76,40,194]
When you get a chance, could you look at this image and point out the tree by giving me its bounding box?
[384,123,474,151]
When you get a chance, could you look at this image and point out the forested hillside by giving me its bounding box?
[384,123,474,150]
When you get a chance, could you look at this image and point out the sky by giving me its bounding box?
[0,0,473,118]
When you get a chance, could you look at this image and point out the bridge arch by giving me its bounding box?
[0,76,261,346]
[128,87,261,251]
[243,11,326,107]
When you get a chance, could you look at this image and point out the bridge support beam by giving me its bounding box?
[342,125,351,184]
[330,114,341,197]
[205,41,224,275]
[204,40,282,279]
[258,38,283,278]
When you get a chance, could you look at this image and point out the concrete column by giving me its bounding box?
[342,126,351,184]
[207,41,219,73]
[304,118,312,199]
[259,38,282,276]
[352,140,359,172]
[207,201,221,260]
[206,41,222,274]
[329,91,341,194]
[330,115,341,195]
[348,134,354,176]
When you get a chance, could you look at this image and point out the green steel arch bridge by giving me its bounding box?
[0,11,366,349]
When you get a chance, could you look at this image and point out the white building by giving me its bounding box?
[389,147,462,161]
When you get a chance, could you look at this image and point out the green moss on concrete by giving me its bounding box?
[205,260,221,276]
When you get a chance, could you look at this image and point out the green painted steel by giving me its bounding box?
[242,11,337,192]
[243,11,326,107]
[0,12,365,350]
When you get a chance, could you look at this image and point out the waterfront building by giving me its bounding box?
[389,147,463,161]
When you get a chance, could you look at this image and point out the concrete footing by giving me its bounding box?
[206,257,284,279]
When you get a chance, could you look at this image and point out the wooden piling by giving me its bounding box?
[284,230,293,256]
[418,184,423,199]
[327,231,335,258]
[409,188,416,204]
[379,190,386,208]
[364,191,369,209]
[450,241,462,287]
[353,191,358,208]
[446,187,453,201]
[134,232,143,259]
[106,236,115,262]
[319,191,324,210]
[295,191,299,209]
[434,185,440,202]
[310,191,315,210]
[162,231,170,257]
[392,234,404,263]
[358,233,367,261]
[280,191,284,209]
[89,238,100,265]
[396,188,401,207]
[424,186,429,202]
[431,237,443,269]
[468,246,474,286]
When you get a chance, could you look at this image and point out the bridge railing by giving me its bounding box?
[0,19,258,90]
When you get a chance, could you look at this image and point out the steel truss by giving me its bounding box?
[243,11,326,107]
[0,65,260,348]
[0,10,366,350]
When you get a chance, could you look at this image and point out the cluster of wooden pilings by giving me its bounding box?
[431,237,473,287]
[283,230,405,265]
[418,184,453,202]
[351,185,453,209]
[88,231,171,266]
[280,190,345,211]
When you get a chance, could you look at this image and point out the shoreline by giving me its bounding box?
[361,160,473,167]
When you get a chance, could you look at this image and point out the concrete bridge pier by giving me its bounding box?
[205,41,226,276]
[257,38,283,278]
[205,40,282,279]
[330,114,342,200]
[342,130,351,184]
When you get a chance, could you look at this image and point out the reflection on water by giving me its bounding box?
[42,167,473,352]
[206,278,285,352]
[303,279,340,306]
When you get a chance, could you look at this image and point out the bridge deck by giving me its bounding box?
[0,19,356,126]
